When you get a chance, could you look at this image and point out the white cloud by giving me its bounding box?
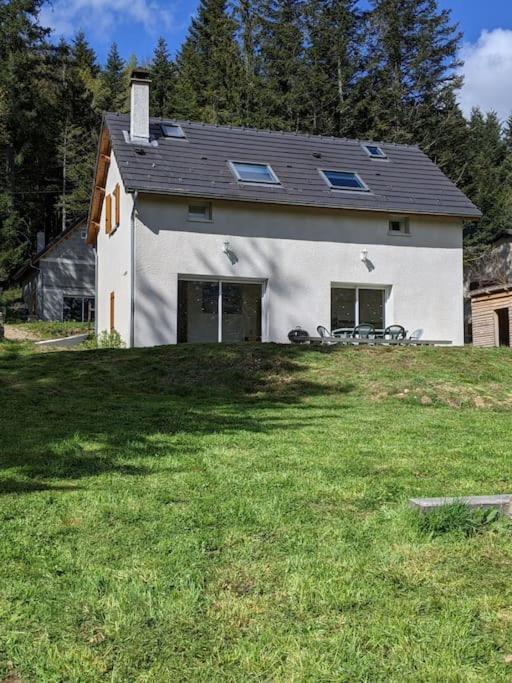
[459,28,512,121]
[39,0,174,42]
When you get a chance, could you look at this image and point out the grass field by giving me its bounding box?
[1,341,512,681]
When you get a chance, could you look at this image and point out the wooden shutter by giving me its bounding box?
[105,194,112,235]
[114,184,120,227]
[109,291,115,332]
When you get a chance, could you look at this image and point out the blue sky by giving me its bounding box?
[39,0,512,120]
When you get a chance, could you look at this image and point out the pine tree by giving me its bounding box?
[55,34,100,230]
[236,0,263,126]
[72,30,99,76]
[150,37,175,118]
[96,43,126,113]
[173,0,244,124]
[365,0,463,148]
[0,0,59,280]
[463,109,509,246]
[256,0,307,131]
[303,0,365,136]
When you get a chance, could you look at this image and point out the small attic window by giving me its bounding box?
[389,217,410,235]
[363,144,387,159]
[161,123,186,139]
[320,170,369,192]
[229,161,280,185]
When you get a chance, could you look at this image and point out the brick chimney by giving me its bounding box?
[130,68,151,143]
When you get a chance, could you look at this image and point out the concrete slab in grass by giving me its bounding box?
[410,495,512,516]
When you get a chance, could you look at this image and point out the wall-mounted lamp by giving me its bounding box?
[223,240,238,265]
[360,248,369,262]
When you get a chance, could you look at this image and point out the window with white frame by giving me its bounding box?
[229,161,280,185]
[362,144,387,159]
[188,202,212,222]
[388,217,410,235]
[320,169,369,192]
[331,286,385,331]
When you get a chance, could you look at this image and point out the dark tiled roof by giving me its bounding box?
[491,229,512,242]
[105,113,481,219]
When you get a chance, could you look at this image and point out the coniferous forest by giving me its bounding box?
[1,0,512,282]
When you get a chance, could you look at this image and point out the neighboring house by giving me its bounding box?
[86,68,480,348]
[466,230,512,347]
[12,217,95,322]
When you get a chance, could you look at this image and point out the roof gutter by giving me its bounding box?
[125,187,482,221]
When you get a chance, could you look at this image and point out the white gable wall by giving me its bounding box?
[131,195,463,347]
[95,152,133,342]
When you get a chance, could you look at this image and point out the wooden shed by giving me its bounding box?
[470,283,512,347]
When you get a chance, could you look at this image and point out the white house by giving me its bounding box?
[86,69,480,348]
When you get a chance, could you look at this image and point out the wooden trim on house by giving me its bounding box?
[86,124,112,246]
[105,194,112,234]
[114,183,121,227]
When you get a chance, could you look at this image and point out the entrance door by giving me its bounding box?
[178,279,262,343]
[496,307,510,347]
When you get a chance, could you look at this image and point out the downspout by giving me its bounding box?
[130,190,138,348]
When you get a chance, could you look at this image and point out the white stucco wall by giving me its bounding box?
[130,195,464,347]
[95,152,133,341]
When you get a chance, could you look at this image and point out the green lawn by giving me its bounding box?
[1,341,512,682]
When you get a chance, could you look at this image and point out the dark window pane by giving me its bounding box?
[63,296,83,322]
[359,289,384,328]
[323,170,366,190]
[222,283,261,342]
[161,124,185,138]
[331,288,356,330]
[178,281,219,343]
[222,284,242,314]
[366,145,385,158]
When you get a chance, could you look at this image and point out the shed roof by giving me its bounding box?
[104,113,481,220]
[469,283,512,298]
[11,216,87,284]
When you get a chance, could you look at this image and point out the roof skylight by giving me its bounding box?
[161,123,186,139]
[229,161,280,185]
[320,170,369,192]
[363,144,387,159]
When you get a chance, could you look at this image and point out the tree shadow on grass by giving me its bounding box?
[0,343,354,494]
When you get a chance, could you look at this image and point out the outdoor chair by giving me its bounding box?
[317,325,336,345]
[384,324,406,340]
[352,323,375,339]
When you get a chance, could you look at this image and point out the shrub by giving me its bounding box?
[82,329,125,349]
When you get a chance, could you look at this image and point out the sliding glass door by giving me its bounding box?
[331,286,385,331]
[178,279,262,343]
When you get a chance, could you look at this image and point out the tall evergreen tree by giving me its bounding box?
[365,0,463,150]
[174,0,244,124]
[0,0,57,280]
[55,33,100,229]
[96,42,126,113]
[463,109,509,246]
[256,0,307,131]
[303,0,365,136]
[150,37,175,118]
